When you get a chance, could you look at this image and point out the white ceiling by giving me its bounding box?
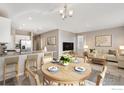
[0,3,124,33]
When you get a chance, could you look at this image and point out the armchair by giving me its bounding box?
[117,46,124,68]
[118,56,124,68]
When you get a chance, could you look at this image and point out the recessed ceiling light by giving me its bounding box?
[28,16,32,20]
[22,24,25,26]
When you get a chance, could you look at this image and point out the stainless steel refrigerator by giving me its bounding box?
[20,40,32,53]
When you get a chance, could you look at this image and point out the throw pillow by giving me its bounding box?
[108,50,116,56]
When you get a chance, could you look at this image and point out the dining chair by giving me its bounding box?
[84,56,88,63]
[3,56,19,85]
[43,76,77,86]
[41,52,55,85]
[96,65,107,86]
[81,65,107,86]
[26,67,42,85]
[83,51,89,63]
[42,52,53,65]
[25,54,38,77]
[75,57,84,63]
[57,81,80,86]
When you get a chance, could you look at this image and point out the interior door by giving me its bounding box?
[77,35,84,56]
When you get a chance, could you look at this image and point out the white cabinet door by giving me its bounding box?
[0,17,11,43]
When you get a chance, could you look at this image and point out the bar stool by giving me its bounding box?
[25,54,38,77]
[3,56,19,85]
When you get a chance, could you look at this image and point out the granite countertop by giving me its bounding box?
[0,50,43,57]
[0,50,56,57]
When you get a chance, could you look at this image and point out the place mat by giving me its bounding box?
[47,66,59,74]
[73,67,87,74]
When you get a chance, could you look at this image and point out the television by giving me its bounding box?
[63,42,74,51]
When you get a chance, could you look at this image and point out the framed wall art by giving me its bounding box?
[95,35,112,47]
[47,36,56,45]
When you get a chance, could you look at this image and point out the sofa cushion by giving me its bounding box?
[120,50,124,56]
[106,54,117,61]
[108,50,116,56]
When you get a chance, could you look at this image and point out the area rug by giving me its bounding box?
[88,69,124,85]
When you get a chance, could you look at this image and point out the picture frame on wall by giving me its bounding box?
[95,35,112,47]
[47,36,56,45]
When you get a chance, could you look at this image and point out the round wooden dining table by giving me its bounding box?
[42,62,92,85]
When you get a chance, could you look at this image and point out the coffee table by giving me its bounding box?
[88,54,107,65]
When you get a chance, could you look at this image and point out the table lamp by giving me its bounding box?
[119,45,124,55]
[44,46,47,52]
[84,45,88,51]
[84,45,88,49]
[120,46,124,50]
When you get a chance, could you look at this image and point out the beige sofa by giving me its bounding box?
[118,56,124,68]
[88,49,118,62]
[117,50,124,68]
[106,54,118,62]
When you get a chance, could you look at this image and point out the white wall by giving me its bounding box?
[58,30,76,56]
[35,29,59,58]
[78,26,124,52]
[41,29,58,50]
[0,17,11,43]
[35,29,77,58]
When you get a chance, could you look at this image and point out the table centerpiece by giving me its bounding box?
[60,54,73,66]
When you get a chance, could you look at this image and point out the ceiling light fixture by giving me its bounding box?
[59,4,73,20]
[22,24,25,26]
[28,16,32,20]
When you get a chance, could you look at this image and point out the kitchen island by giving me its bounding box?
[0,51,55,81]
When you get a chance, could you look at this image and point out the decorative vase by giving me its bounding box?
[63,62,69,66]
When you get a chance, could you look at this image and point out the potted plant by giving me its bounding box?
[60,55,72,66]
[90,48,96,53]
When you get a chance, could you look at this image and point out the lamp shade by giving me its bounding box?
[84,45,88,49]
[44,46,47,52]
[120,46,124,49]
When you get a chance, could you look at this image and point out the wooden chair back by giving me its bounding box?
[96,65,107,86]
[5,56,19,64]
[42,52,53,64]
[4,56,19,85]
[26,67,41,85]
[83,51,89,63]
[26,54,38,70]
